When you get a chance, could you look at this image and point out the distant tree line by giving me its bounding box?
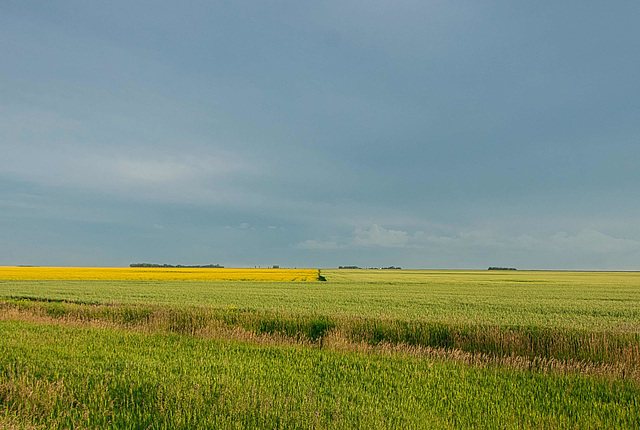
[339,266,361,269]
[381,266,402,270]
[488,267,517,271]
[130,263,224,268]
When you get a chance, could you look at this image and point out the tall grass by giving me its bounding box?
[1,321,639,429]
[2,299,638,380]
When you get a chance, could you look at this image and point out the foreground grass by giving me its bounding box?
[1,320,639,429]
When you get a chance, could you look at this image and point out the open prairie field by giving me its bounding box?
[1,268,639,429]
[2,269,639,328]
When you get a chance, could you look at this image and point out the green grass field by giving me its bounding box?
[3,270,640,328]
[1,270,639,428]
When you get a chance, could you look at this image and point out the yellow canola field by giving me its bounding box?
[0,267,320,282]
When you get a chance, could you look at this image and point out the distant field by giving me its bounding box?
[2,269,639,329]
[1,268,639,428]
[0,266,319,282]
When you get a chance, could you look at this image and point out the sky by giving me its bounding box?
[1,1,639,270]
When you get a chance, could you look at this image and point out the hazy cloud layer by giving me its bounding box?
[1,1,639,269]
[296,225,640,269]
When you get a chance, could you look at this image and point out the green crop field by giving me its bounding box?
[1,269,639,428]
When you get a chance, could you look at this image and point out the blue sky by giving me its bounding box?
[1,1,639,269]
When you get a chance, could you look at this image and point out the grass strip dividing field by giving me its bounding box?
[2,299,639,383]
[1,320,639,430]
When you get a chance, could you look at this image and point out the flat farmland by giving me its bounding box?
[1,268,639,429]
[2,269,639,328]
[0,266,320,282]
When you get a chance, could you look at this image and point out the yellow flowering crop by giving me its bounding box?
[0,267,320,282]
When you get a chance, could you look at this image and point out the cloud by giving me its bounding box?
[412,230,505,248]
[294,239,341,250]
[114,159,193,184]
[352,224,410,248]
[295,224,411,250]
[549,229,640,254]
[226,223,255,231]
[411,228,640,254]
[0,142,253,204]
[295,223,640,265]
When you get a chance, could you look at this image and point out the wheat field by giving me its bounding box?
[1,268,639,428]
